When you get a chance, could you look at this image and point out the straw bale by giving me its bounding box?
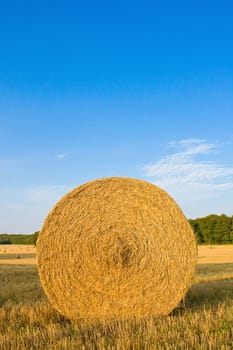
[37,177,197,321]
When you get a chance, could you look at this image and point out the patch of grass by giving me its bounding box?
[0,254,36,260]
[0,265,45,306]
[196,263,233,277]
[0,264,233,349]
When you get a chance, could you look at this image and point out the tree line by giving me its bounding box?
[0,231,39,246]
[189,214,233,244]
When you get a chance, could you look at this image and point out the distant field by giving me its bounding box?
[0,244,36,254]
[0,245,36,265]
[198,245,233,264]
[1,244,233,265]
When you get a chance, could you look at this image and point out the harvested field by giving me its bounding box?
[0,245,36,265]
[0,244,36,254]
[1,263,233,349]
[1,244,233,265]
[198,245,233,264]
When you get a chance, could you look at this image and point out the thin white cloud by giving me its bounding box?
[142,139,233,217]
[143,139,233,190]
[55,153,68,160]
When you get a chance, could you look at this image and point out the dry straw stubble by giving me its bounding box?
[37,177,197,321]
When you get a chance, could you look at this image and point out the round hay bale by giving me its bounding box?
[37,177,197,321]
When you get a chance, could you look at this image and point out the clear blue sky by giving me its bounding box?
[1,0,233,232]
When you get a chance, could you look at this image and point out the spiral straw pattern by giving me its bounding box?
[37,177,197,320]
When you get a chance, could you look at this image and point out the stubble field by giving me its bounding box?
[0,245,233,349]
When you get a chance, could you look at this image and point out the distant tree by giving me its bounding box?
[31,231,39,246]
[189,214,233,244]
[197,215,218,244]
[230,216,233,242]
[189,220,204,243]
[215,215,232,243]
[0,239,12,244]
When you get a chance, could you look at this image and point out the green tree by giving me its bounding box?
[189,220,204,243]
[189,214,233,244]
[215,215,232,243]
[0,239,12,244]
[31,231,39,246]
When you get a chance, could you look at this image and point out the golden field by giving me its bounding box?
[0,244,233,349]
[1,244,233,265]
[0,245,36,265]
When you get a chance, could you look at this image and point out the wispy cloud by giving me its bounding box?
[142,139,233,217]
[55,153,69,160]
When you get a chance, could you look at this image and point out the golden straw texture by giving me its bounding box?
[37,177,197,321]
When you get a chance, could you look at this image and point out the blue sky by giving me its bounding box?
[0,0,233,232]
